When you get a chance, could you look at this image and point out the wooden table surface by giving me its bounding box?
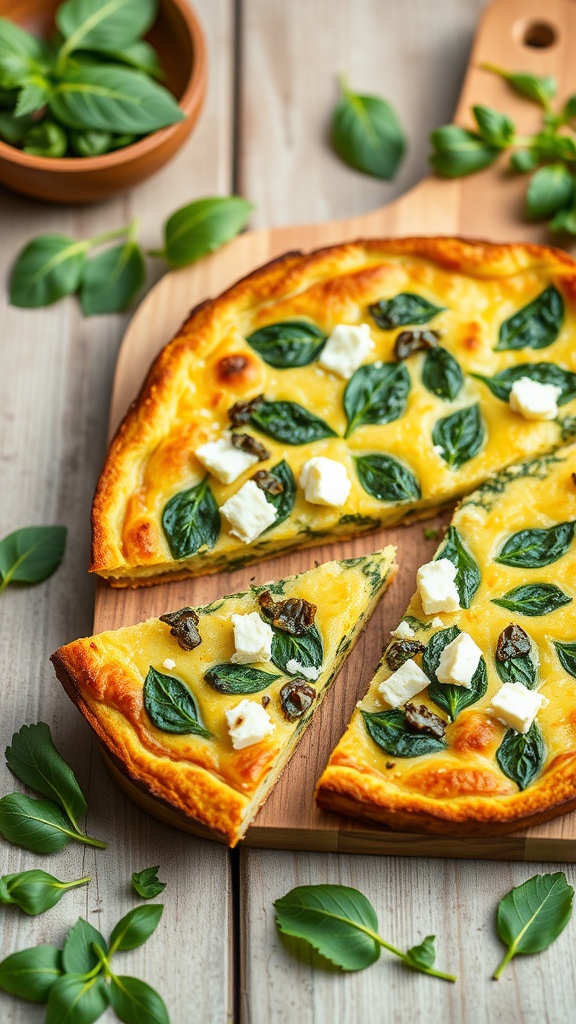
[2,1,576,1022]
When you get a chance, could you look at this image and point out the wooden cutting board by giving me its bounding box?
[94,0,576,860]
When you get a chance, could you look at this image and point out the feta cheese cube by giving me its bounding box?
[431,617,444,628]
[378,658,429,708]
[488,682,548,735]
[220,480,277,543]
[162,658,176,670]
[436,631,482,688]
[300,456,351,507]
[230,612,273,664]
[196,435,259,485]
[318,323,375,379]
[417,558,460,615]
[509,377,561,421]
[225,699,276,750]
[285,658,321,681]
[390,620,415,639]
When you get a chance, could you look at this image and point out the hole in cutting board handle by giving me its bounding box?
[521,20,557,48]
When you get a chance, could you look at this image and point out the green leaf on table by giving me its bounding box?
[368,292,445,329]
[80,240,145,314]
[56,0,158,57]
[62,918,107,975]
[204,663,280,695]
[23,121,68,157]
[422,347,464,401]
[10,235,88,307]
[331,78,405,180]
[355,453,420,503]
[496,285,563,351]
[0,526,66,589]
[493,872,573,979]
[246,320,326,369]
[492,584,571,617]
[496,723,546,791]
[423,626,488,721]
[0,869,90,916]
[0,794,77,853]
[110,975,170,1024]
[554,640,576,679]
[484,66,557,108]
[144,667,210,737]
[49,65,183,134]
[6,722,87,826]
[472,104,515,147]
[495,521,575,568]
[275,884,381,970]
[362,709,447,758]
[405,935,437,971]
[429,125,499,177]
[162,478,220,559]
[271,624,324,675]
[110,904,164,952]
[550,209,576,235]
[435,526,481,608]
[432,404,484,469]
[472,362,576,405]
[344,362,410,437]
[45,973,110,1024]
[526,164,573,220]
[0,945,62,1003]
[509,148,538,173]
[262,460,296,530]
[158,196,253,268]
[131,866,166,901]
[250,399,336,444]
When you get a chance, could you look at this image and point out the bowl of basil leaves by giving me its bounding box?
[0,0,207,202]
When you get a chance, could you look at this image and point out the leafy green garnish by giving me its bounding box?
[354,453,421,503]
[493,872,573,979]
[204,663,280,695]
[250,399,336,445]
[472,362,576,405]
[80,238,146,315]
[271,624,324,675]
[131,866,166,901]
[434,526,481,608]
[496,723,546,791]
[262,460,297,530]
[0,945,63,1003]
[496,286,564,351]
[0,870,90,916]
[495,521,575,568]
[344,362,410,437]
[162,478,220,560]
[246,320,326,369]
[422,347,464,401]
[331,77,405,180]
[429,124,499,177]
[432,404,484,469]
[143,667,210,737]
[362,709,447,758]
[368,292,445,330]
[492,583,572,616]
[0,526,66,594]
[553,640,576,679]
[155,196,253,268]
[423,626,487,721]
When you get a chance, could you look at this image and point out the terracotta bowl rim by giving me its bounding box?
[0,0,207,173]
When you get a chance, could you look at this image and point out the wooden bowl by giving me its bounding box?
[0,0,207,203]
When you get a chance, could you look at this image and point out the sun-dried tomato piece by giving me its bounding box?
[386,639,426,671]
[159,607,201,651]
[496,623,531,662]
[258,591,316,634]
[280,680,316,720]
[252,470,284,496]
[231,432,270,461]
[405,702,446,740]
[394,329,440,360]
[228,393,265,426]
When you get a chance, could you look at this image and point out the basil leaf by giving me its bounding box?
[472,362,576,405]
[422,347,464,401]
[493,872,573,980]
[49,65,183,134]
[271,624,323,675]
[362,709,447,758]
[0,110,34,145]
[344,362,410,437]
[435,526,481,608]
[16,77,51,118]
[510,149,538,173]
[429,125,499,177]
[496,285,564,351]
[159,196,253,268]
[496,723,546,791]
[70,128,113,155]
[56,0,157,56]
[23,120,68,158]
[492,584,572,617]
[550,209,576,236]
[263,460,296,530]
[162,478,219,559]
[250,399,336,444]
[0,17,48,63]
[489,67,557,108]
[0,794,76,853]
[45,973,110,1024]
[246,320,326,369]
[6,722,87,827]
[368,292,445,329]
[423,626,488,721]
[405,935,436,970]
[62,919,107,974]
[331,78,405,180]
[472,105,515,147]
[111,40,162,78]
[0,526,66,589]
[10,235,87,307]
[275,884,381,970]
[144,667,210,737]
[496,646,537,690]
[355,453,420,503]
[495,521,575,568]
[526,164,574,220]
[80,240,145,315]
[432,404,484,469]
[0,945,62,1003]
[110,975,170,1024]
[553,641,576,679]
[131,866,166,900]
[0,869,89,916]
[204,663,280,695]
[110,904,164,952]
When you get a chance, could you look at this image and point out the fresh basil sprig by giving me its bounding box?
[274,884,455,981]
[131,866,166,901]
[0,869,90,915]
[150,196,254,268]
[331,76,405,180]
[0,525,66,594]
[493,872,573,979]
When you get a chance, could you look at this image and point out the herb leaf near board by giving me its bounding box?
[493,872,574,980]
[162,478,220,560]
[354,454,421,503]
[271,624,324,675]
[344,362,410,437]
[422,347,464,401]
[492,584,572,617]
[0,870,90,916]
[432,404,485,469]
[246,320,326,369]
[496,723,546,791]
[131,866,166,901]
[204,664,280,695]
[496,285,564,351]
[250,400,336,445]
[331,78,406,180]
[495,521,575,568]
[362,709,448,758]
[435,526,481,608]
[472,362,576,405]
[368,293,445,329]
[144,667,210,737]
[423,626,488,721]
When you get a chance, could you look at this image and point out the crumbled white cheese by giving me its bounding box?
[195,435,259,485]
[488,682,548,734]
[433,444,445,457]
[390,621,415,640]
[378,659,429,708]
[285,658,321,681]
[220,480,277,543]
[230,612,273,664]
[417,558,460,615]
[225,699,275,750]
[436,631,482,688]
[162,658,176,670]
[300,456,351,507]
[509,377,561,421]
[431,617,444,628]
[318,323,375,379]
